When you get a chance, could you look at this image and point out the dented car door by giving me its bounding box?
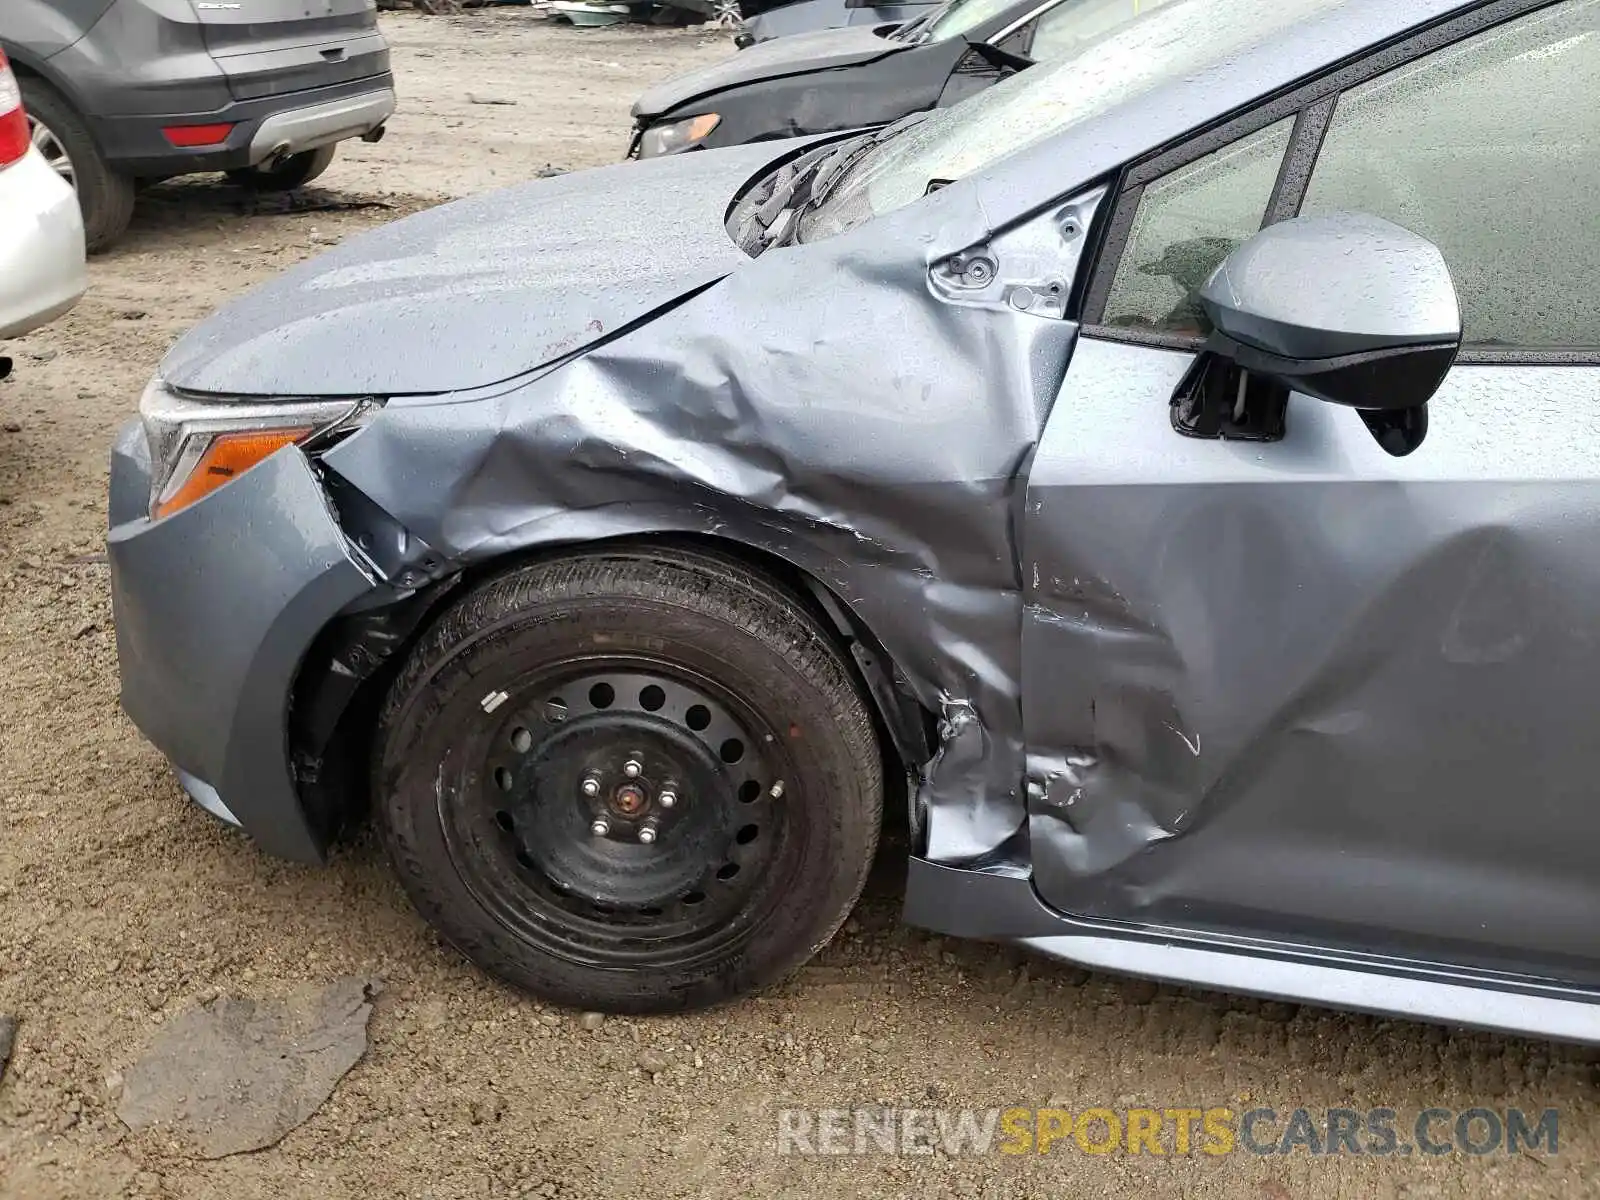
[1021,0,1600,978]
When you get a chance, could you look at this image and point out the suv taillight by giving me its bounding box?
[0,51,29,168]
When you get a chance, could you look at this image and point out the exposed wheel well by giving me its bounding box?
[296,533,935,849]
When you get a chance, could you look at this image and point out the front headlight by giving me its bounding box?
[139,378,381,520]
[637,113,721,159]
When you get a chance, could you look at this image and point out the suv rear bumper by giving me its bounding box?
[249,88,393,162]
[92,76,395,177]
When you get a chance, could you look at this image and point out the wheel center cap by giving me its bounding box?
[611,783,649,817]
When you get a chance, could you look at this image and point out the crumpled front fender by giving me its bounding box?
[319,185,1084,863]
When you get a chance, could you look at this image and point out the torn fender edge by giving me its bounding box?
[110,442,381,863]
[312,178,1078,868]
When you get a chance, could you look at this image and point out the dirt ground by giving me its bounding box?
[0,11,1597,1200]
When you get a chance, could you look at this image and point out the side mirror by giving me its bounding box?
[1175,212,1462,455]
[1200,212,1461,412]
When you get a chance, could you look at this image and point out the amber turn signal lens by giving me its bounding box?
[154,428,311,519]
[683,113,721,141]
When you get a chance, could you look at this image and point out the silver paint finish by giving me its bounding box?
[1021,934,1600,1043]
[162,0,1480,401]
[1024,333,1600,974]
[107,0,1600,1037]
[1202,211,1462,358]
[158,144,781,397]
[109,425,378,862]
[960,0,1477,252]
[904,857,1600,1040]
[318,178,1105,863]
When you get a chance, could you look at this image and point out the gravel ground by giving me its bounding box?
[1,12,1597,1199]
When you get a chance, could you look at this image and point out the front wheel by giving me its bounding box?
[373,546,883,1013]
[225,145,336,192]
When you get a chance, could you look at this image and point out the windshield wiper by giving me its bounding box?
[750,135,867,241]
[808,137,879,207]
[752,112,933,252]
[758,142,869,249]
[891,8,936,41]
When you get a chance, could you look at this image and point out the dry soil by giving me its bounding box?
[0,11,1596,1200]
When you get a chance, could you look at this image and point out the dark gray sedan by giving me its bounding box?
[631,0,1171,158]
[110,0,1600,1037]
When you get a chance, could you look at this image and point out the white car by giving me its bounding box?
[0,48,85,341]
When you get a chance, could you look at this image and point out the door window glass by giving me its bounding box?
[1302,0,1600,348]
[1100,118,1294,336]
[921,0,1030,42]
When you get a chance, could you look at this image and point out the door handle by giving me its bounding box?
[321,47,347,61]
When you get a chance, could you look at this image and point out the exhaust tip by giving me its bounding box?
[361,124,387,145]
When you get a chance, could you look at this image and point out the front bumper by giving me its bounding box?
[108,422,379,861]
[0,148,87,340]
[93,78,395,177]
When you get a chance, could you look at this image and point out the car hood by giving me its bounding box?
[632,23,909,119]
[159,146,783,398]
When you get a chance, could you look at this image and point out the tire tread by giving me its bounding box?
[375,545,882,1013]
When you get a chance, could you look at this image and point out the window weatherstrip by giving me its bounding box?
[1080,0,1570,333]
[1078,181,1142,325]
[1263,94,1335,225]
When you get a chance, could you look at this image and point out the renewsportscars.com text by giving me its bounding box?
[777,1106,1559,1158]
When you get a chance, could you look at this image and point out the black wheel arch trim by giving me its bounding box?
[293,524,940,854]
[2,45,93,130]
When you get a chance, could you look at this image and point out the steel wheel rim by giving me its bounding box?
[27,117,73,189]
[439,655,798,969]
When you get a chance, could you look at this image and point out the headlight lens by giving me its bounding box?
[139,378,380,519]
[637,113,721,159]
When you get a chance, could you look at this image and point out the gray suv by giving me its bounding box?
[1,0,395,251]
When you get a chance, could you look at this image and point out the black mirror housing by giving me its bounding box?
[1199,212,1462,413]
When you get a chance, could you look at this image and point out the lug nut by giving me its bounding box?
[638,820,659,845]
[581,774,601,798]
[658,788,678,810]
[623,759,643,779]
[590,817,611,837]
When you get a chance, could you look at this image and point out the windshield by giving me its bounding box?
[802,0,1348,243]
[913,0,1023,43]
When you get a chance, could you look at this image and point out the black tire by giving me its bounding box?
[374,546,883,1013]
[18,77,136,253]
[225,145,336,192]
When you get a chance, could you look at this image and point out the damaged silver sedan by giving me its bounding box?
[109,0,1600,1036]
